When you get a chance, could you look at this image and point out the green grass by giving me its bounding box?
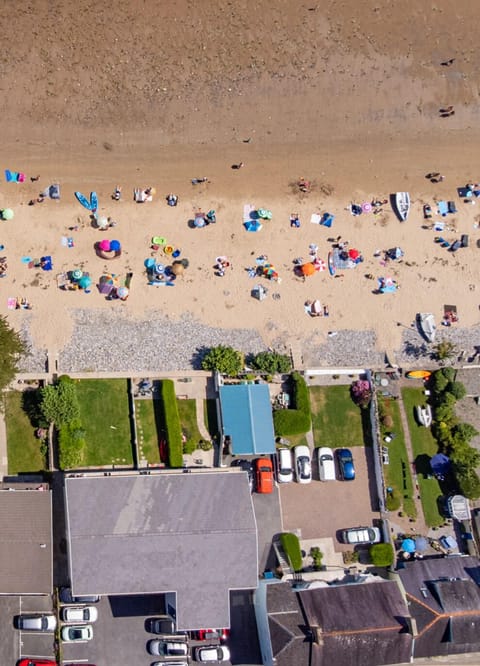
[310,385,365,447]
[284,433,309,448]
[75,379,133,467]
[402,387,444,527]
[378,396,416,519]
[177,399,203,454]
[3,391,46,474]
[135,399,161,465]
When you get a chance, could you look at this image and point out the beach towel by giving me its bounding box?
[434,221,445,232]
[243,204,255,223]
[5,170,18,182]
[49,183,60,200]
[7,297,16,310]
[321,213,334,228]
[437,201,448,216]
[310,213,322,224]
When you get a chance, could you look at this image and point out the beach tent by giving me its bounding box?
[78,275,92,289]
[263,264,278,280]
[40,256,52,271]
[98,274,118,294]
[244,219,262,232]
[401,538,416,553]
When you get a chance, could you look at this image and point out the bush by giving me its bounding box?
[252,351,292,374]
[447,381,467,401]
[273,372,311,436]
[310,547,323,570]
[280,532,303,572]
[369,542,394,567]
[201,345,244,376]
[160,380,183,467]
[456,470,480,500]
[386,488,402,511]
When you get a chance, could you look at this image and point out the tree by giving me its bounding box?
[40,376,80,426]
[431,369,449,394]
[456,470,480,500]
[201,345,244,375]
[369,543,394,567]
[446,381,467,400]
[0,315,27,393]
[434,340,457,363]
[452,422,479,445]
[450,443,480,474]
[252,351,292,374]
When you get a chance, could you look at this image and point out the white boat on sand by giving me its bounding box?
[395,191,410,222]
[417,312,437,343]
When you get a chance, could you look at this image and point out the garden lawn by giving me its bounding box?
[76,379,132,466]
[3,391,46,474]
[177,399,203,454]
[402,387,444,527]
[135,399,161,465]
[378,395,416,519]
[310,385,365,447]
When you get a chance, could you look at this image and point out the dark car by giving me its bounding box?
[337,448,355,480]
[146,616,175,634]
[231,459,254,491]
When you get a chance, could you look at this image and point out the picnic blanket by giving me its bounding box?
[437,201,449,216]
[5,170,25,183]
[332,248,355,270]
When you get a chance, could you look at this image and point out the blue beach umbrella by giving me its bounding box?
[110,240,121,252]
[244,219,263,232]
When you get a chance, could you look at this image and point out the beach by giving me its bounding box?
[1,1,480,371]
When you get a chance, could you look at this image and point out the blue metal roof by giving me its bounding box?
[219,383,275,455]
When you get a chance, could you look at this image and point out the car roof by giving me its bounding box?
[294,445,310,456]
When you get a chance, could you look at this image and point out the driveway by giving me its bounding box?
[0,595,55,665]
[279,446,380,550]
[252,487,282,572]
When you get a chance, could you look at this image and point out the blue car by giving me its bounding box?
[337,448,355,480]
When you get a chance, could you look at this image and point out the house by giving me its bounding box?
[216,381,275,456]
[255,578,413,666]
[397,555,480,658]
[0,483,52,594]
[64,471,258,630]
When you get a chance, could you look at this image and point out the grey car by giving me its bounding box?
[15,613,57,632]
[146,616,175,634]
[148,640,188,657]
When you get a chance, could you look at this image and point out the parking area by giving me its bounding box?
[279,446,380,550]
[0,595,55,665]
[251,486,283,572]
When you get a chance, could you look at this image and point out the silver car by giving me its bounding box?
[61,605,98,623]
[15,614,57,632]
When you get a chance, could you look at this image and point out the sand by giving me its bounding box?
[1,1,480,366]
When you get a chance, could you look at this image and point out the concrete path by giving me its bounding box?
[0,406,8,480]
[195,398,211,441]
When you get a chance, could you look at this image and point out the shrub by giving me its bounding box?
[310,547,323,570]
[369,542,394,567]
[446,381,467,401]
[273,373,311,436]
[456,470,480,500]
[280,532,303,572]
[252,351,292,374]
[351,379,372,409]
[160,380,183,467]
[342,550,360,565]
[201,345,244,375]
[382,414,394,429]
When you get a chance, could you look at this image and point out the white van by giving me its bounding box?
[277,448,293,483]
[318,447,336,481]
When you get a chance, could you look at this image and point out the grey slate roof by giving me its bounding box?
[65,472,257,630]
[0,487,52,594]
[398,556,480,658]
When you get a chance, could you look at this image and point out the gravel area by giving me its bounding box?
[57,309,266,373]
[16,309,480,375]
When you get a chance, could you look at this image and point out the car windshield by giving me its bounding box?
[299,457,310,477]
[321,454,333,462]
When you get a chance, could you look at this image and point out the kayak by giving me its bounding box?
[75,191,93,211]
[90,191,98,212]
[406,370,431,380]
[328,252,336,276]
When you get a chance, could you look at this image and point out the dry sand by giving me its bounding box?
[1,0,480,366]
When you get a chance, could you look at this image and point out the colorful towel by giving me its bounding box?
[7,297,16,310]
[243,204,255,223]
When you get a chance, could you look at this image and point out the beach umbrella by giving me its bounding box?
[301,262,316,277]
[348,248,360,260]
[117,286,129,299]
[362,202,372,213]
[415,537,428,552]
[194,215,206,228]
[401,538,416,553]
[311,300,322,315]
[78,275,92,289]
[180,258,190,268]
[155,263,165,274]
[314,258,327,272]
[171,263,184,276]
[72,269,83,280]
[110,239,121,252]
[99,239,111,252]
[1,208,14,220]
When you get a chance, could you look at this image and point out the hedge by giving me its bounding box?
[58,419,86,470]
[160,380,183,468]
[280,532,303,572]
[273,372,311,435]
[369,542,394,567]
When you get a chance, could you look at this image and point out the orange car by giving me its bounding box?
[255,458,274,494]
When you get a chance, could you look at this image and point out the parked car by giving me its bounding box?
[61,605,98,623]
[294,445,312,484]
[231,459,254,491]
[148,640,188,657]
[152,663,188,666]
[254,457,274,493]
[277,447,293,483]
[59,587,100,604]
[337,448,355,481]
[195,628,230,642]
[15,614,57,632]
[61,624,93,642]
[18,660,57,666]
[146,616,175,634]
[318,447,336,481]
[194,645,231,662]
[342,526,381,545]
